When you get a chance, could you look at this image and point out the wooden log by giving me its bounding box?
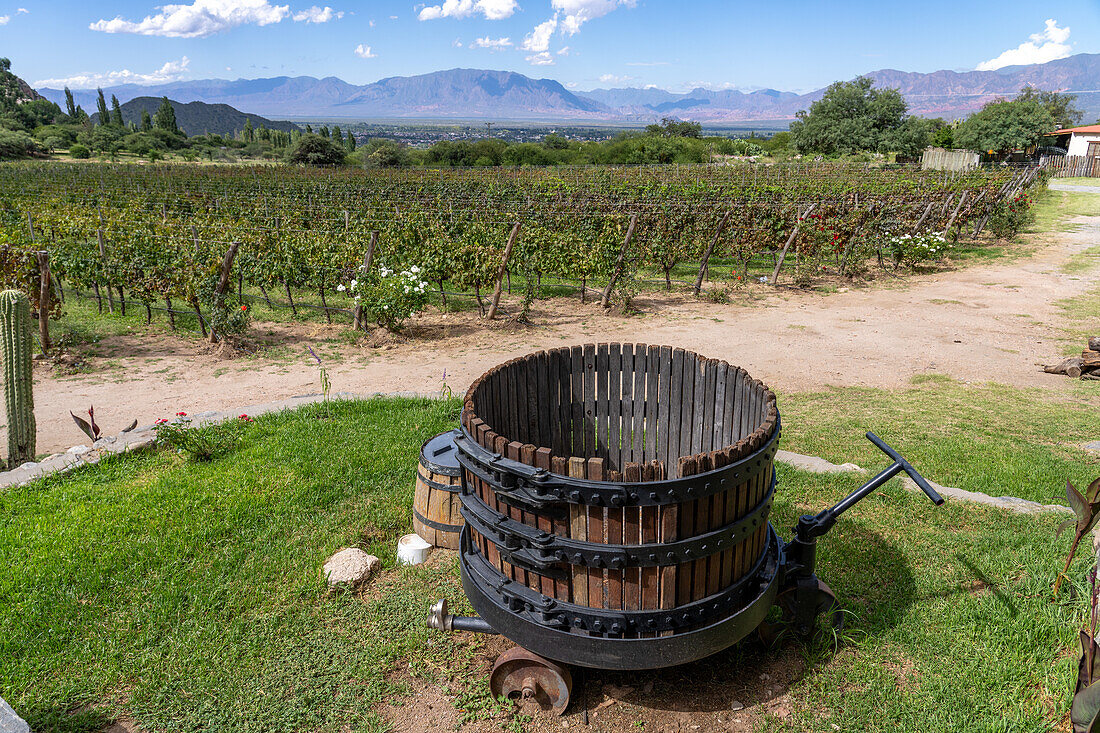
[352,231,378,331]
[486,222,520,321]
[210,241,241,343]
[600,213,639,308]
[1044,357,1083,378]
[1082,350,1100,369]
[1088,337,1100,352]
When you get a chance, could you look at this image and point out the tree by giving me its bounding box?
[954,97,1056,157]
[110,95,124,127]
[153,97,178,134]
[332,125,343,145]
[95,88,110,126]
[645,117,702,138]
[789,76,914,155]
[319,125,330,138]
[64,87,77,118]
[1016,86,1082,130]
[242,118,254,143]
[287,133,346,165]
[346,131,356,152]
[140,109,153,132]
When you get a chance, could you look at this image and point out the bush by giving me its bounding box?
[340,264,429,332]
[153,413,252,461]
[0,129,41,159]
[988,194,1035,239]
[287,134,346,166]
[68,143,91,159]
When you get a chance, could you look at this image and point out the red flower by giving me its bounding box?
[238,414,253,422]
[240,305,248,311]
[176,411,187,417]
[155,418,168,425]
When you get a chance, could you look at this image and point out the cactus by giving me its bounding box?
[0,290,35,468]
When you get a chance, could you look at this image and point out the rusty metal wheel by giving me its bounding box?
[489,647,572,715]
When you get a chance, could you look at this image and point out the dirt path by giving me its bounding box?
[33,217,1098,455]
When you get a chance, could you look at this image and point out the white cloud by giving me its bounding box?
[552,0,634,34]
[626,61,668,67]
[368,18,375,27]
[471,36,511,49]
[557,46,570,55]
[0,15,9,24]
[90,0,290,38]
[354,43,377,58]
[293,6,343,22]
[521,16,557,52]
[34,57,192,89]
[598,73,634,84]
[526,52,554,66]
[417,0,516,21]
[976,19,1072,71]
[17,7,28,12]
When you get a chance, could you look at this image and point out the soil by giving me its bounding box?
[31,216,1098,457]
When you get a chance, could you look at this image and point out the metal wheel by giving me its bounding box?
[757,577,842,645]
[489,646,572,715]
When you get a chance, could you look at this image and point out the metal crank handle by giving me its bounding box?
[864,432,945,506]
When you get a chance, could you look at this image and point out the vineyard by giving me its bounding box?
[0,161,1042,345]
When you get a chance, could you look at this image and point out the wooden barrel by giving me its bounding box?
[412,431,464,550]
[456,344,780,669]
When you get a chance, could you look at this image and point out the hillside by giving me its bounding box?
[37,53,1100,123]
[91,97,300,137]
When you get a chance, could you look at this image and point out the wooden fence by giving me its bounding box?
[1040,155,1099,178]
[921,148,980,172]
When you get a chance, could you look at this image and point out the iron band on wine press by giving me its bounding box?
[425,344,943,712]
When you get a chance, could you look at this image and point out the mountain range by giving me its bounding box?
[38,53,1100,125]
[90,97,300,137]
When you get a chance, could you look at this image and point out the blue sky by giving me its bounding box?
[2,0,1099,92]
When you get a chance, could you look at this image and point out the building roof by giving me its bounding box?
[1048,124,1100,136]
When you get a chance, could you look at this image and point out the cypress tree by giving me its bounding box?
[64,87,77,118]
[95,88,109,126]
[110,95,124,127]
[140,109,152,132]
[153,97,178,134]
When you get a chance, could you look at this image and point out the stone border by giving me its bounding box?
[0,393,1073,516]
[772,451,1070,515]
[0,391,444,490]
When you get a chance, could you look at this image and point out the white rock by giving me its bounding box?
[67,445,91,455]
[16,462,36,470]
[0,697,30,733]
[323,548,380,588]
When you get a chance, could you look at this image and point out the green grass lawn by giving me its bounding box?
[1,387,1095,732]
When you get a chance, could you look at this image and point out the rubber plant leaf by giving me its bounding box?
[70,412,95,442]
[1077,631,1100,693]
[1068,481,1092,533]
[1089,477,1100,504]
[1060,518,1080,538]
[87,406,100,440]
[1072,680,1100,733]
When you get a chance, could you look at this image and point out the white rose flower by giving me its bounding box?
[337,284,346,292]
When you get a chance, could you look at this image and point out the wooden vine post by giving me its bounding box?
[209,241,241,343]
[600,213,639,309]
[35,251,51,354]
[692,210,732,296]
[352,230,378,331]
[486,222,521,321]
[769,203,817,285]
